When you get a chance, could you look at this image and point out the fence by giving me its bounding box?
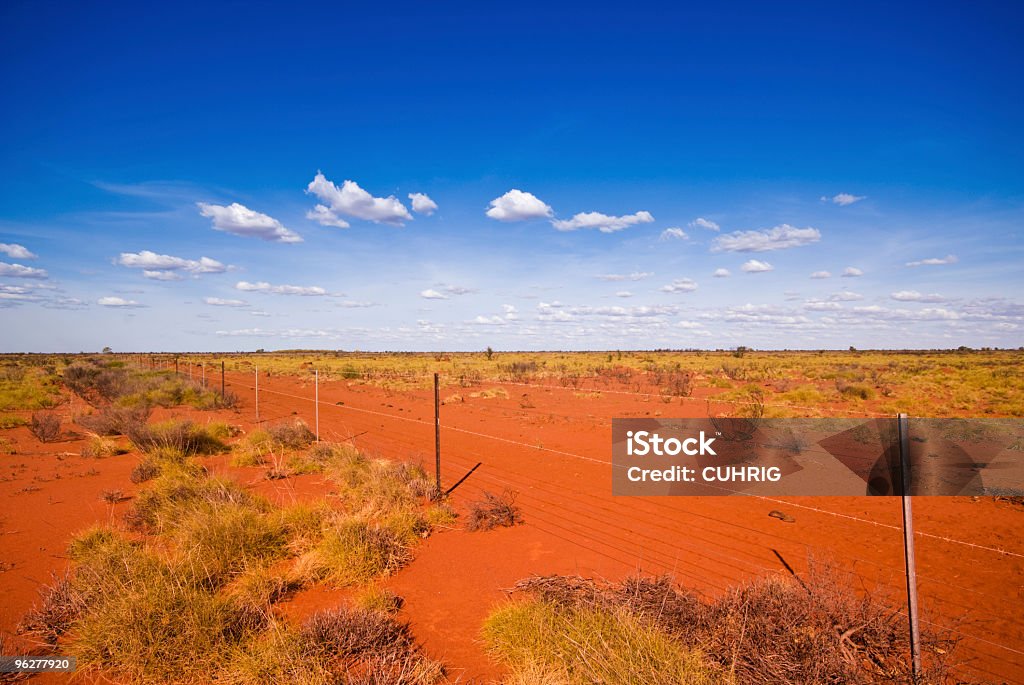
[128,354,1023,683]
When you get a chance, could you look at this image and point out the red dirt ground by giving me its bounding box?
[1,369,1022,683]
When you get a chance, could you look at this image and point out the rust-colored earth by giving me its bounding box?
[1,369,1022,683]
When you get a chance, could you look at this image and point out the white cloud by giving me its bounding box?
[204,297,248,307]
[552,210,654,233]
[712,224,820,252]
[336,300,379,309]
[117,250,228,279]
[420,289,448,300]
[440,284,476,296]
[306,204,350,228]
[891,290,946,303]
[615,291,633,298]
[198,202,302,243]
[841,267,864,277]
[660,278,698,293]
[502,304,518,320]
[143,270,183,281]
[741,259,774,273]
[712,268,730,278]
[822,193,866,206]
[0,262,48,279]
[408,192,438,215]
[906,254,958,267]
[97,296,143,307]
[830,291,863,301]
[660,227,688,241]
[235,281,327,296]
[688,217,720,231]
[485,189,553,222]
[305,172,413,227]
[810,270,832,279]
[676,321,704,329]
[0,243,37,259]
[597,272,652,282]
[215,327,333,339]
[472,315,507,326]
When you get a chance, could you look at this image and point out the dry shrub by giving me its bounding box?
[129,458,160,484]
[505,565,957,685]
[126,419,226,456]
[18,572,87,645]
[266,420,316,449]
[465,490,523,531]
[76,405,150,436]
[299,606,412,660]
[81,436,127,459]
[29,411,61,442]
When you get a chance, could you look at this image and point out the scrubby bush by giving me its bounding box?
[466,490,522,531]
[29,411,61,442]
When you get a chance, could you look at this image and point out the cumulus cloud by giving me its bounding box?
[0,262,48,279]
[408,193,438,215]
[660,278,698,293]
[822,193,866,206]
[235,281,327,296]
[712,224,820,252]
[502,304,518,320]
[810,270,832,279]
[439,284,476,296]
[841,267,864,277]
[305,172,413,227]
[830,291,863,301]
[0,243,37,259]
[660,227,688,241]
[97,296,143,307]
[485,189,553,222]
[688,217,720,231]
[306,204,350,228]
[616,291,633,297]
[117,250,228,280]
[472,315,507,326]
[420,289,448,300]
[198,202,302,243]
[741,259,774,273]
[597,272,652,282]
[204,297,248,307]
[891,290,946,303]
[143,270,183,281]
[906,254,958,267]
[552,210,654,233]
[712,268,730,278]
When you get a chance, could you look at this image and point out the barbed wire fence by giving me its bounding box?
[136,354,1024,683]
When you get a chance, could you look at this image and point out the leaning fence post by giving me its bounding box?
[898,412,922,681]
[434,372,441,494]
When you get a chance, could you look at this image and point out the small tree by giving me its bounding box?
[102,346,113,354]
[485,346,494,360]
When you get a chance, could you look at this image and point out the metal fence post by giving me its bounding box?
[315,368,319,442]
[434,373,441,493]
[898,412,922,681]
[255,364,259,423]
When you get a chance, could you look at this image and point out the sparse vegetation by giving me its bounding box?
[486,567,957,685]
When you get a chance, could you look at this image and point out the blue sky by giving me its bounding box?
[1,1,1022,351]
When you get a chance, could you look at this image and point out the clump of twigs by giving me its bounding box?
[465,490,523,532]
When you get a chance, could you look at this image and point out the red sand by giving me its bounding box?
[1,370,1022,683]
